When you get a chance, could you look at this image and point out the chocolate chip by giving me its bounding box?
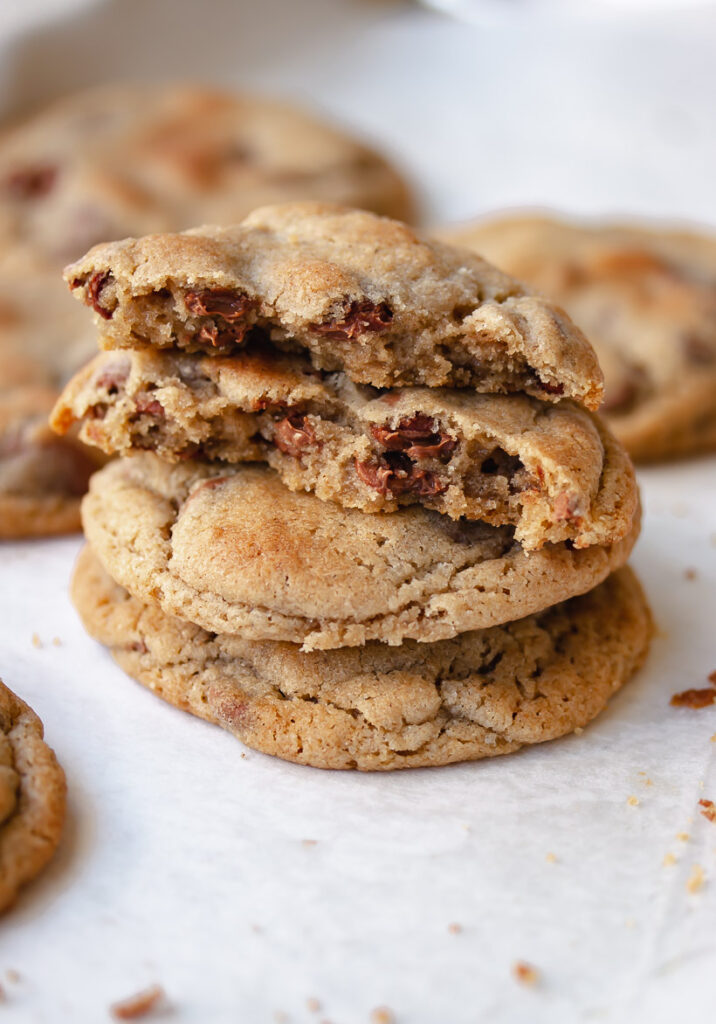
[86,271,115,320]
[313,300,393,340]
[371,414,457,461]
[3,165,57,199]
[355,451,446,498]
[682,333,716,366]
[184,288,255,321]
[272,414,318,458]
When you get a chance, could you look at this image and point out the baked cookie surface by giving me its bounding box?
[0,679,66,912]
[440,214,716,460]
[72,547,652,771]
[66,203,604,408]
[0,85,413,537]
[0,85,413,269]
[81,454,640,650]
[53,346,636,551]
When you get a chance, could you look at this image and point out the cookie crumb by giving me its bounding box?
[677,832,690,842]
[5,970,19,984]
[686,864,705,893]
[711,734,716,743]
[698,799,716,823]
[447,922,462,935]
[370,1008,395,1024]
[684,568,698,580]
[573,726,584,735]
[302,839,318,848]
[306,997,321,1013]
[663,853,677,867]
[110,985,165,1020]
[670,687,716,709]
[627,795,639,806]
[545,852,557,864]
[52,637,62,647]
[31,633,42,649]
[709,670,716,685]
[512,961,539,986]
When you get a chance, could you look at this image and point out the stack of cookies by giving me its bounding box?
[53,203,651,771]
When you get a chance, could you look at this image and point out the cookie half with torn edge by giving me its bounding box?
[65,203,604,407]
[53,345,636,551]
[72,546,652,772]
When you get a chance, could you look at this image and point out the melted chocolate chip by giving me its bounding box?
[313,300,393,340]
[371,414,457,461]
[185,288,255,321]
[355,451,446,498]
[134,393,165,417]
[538,380,565,397]
[3,165,57,199]
[272,413,318,458]
[86,271,114,320]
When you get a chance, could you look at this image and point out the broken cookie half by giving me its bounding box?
[64,202,604,409]
[53,345,636,551]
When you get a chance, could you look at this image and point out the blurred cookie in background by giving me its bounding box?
[439,215,716,462]
[0,84,415,538]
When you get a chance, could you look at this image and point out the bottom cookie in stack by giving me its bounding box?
[72,545,651,772]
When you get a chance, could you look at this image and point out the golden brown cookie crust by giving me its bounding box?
[0,680,66,913]
[52,347,636,551]
[72,547,652,771]
[65,203,604,408]
[439,214,716,461]
[81,454,640,650]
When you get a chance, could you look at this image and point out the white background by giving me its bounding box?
[1,2,716,1022]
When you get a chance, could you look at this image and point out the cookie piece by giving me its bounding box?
[0,679,66,912]
[439,214,716,461]
[72,546,652,771]
[0,85,413,270]
[65,203,604,408]
[0,382,101,539]
[53,346,636,551]
[81,454,640,650]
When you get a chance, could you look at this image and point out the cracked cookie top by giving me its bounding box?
[81,454,639,650]
[65,203,604,407]
[73,547,652,771]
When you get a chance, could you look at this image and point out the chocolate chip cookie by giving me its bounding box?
[0,85,413,537]
[0,85,413,270]
[72,546,652,771]
[440,214,716,461]
[81,455,640,651]
[66,203,604,408]
[53,345,636,551]
[0,679,66,912]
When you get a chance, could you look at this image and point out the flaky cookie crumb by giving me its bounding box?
[110,985,165,1020]
[513,962,540,986]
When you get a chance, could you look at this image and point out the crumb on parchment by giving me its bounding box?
[684,568,698,580]
[663,853,677,867]
[31,633,42,649]
[306,997,321,1013]
[110,985,165,1020]
[545,852,557,863]
[512,961,540,986]
[686,865,705,894]
[677,832,690,842]
[370,1008,396,1024]
[699,799,716,823]
[627,795,639,806]
[447,922,462,935]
